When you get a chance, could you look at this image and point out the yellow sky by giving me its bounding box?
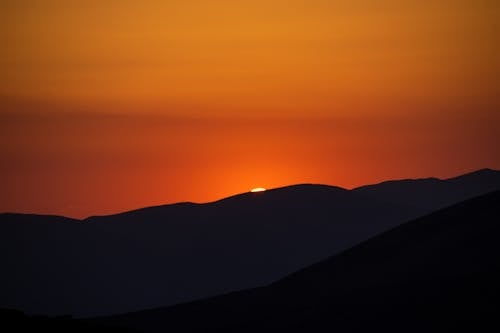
[2,0,499,115]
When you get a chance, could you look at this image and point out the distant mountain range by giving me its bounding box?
[92,190,500,332]
[1,168,499,317]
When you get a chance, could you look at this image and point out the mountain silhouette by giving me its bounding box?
[0,169,498,317]
[353,168,500,213]
[93,190,500,332]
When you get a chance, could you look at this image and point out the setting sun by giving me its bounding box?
[251,188,267,193]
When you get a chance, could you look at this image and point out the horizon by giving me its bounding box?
[2,167,497,219]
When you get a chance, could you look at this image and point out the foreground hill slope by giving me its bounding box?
[97,190,500,332]
[0,169,498,317]
[0,185,411,316]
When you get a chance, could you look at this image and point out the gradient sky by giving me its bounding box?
[1,0,499,218]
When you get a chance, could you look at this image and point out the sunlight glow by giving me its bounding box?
[251,187,267,193]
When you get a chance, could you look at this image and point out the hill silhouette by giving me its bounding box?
[93,190,500,332]
[0,169,499,317]
[353,168,500,213]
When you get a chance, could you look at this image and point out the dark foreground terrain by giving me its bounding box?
[0,308,130,332]
[89,190,500,332]
[2,190,499,332]
[1,169,498,317]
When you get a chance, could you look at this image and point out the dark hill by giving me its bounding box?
[0,185,411,316]
[1,169,499,317]
[96,190,500,332]
[353,168,500,213]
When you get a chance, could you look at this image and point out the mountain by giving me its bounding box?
[353,168,500,213]
[0,185,411,317]
[0,169,499,317]
[94,190,500,333]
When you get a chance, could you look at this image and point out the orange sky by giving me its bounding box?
[1,0,499,218]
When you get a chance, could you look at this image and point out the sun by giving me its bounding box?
[250,187,266,193]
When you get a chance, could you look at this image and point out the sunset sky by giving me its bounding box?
[1,0,499,218]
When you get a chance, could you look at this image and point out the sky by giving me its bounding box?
[1,0,499,218]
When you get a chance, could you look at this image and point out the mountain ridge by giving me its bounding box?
[2,168,497,220]
[93,190,500,332]
[0,169,499,317]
